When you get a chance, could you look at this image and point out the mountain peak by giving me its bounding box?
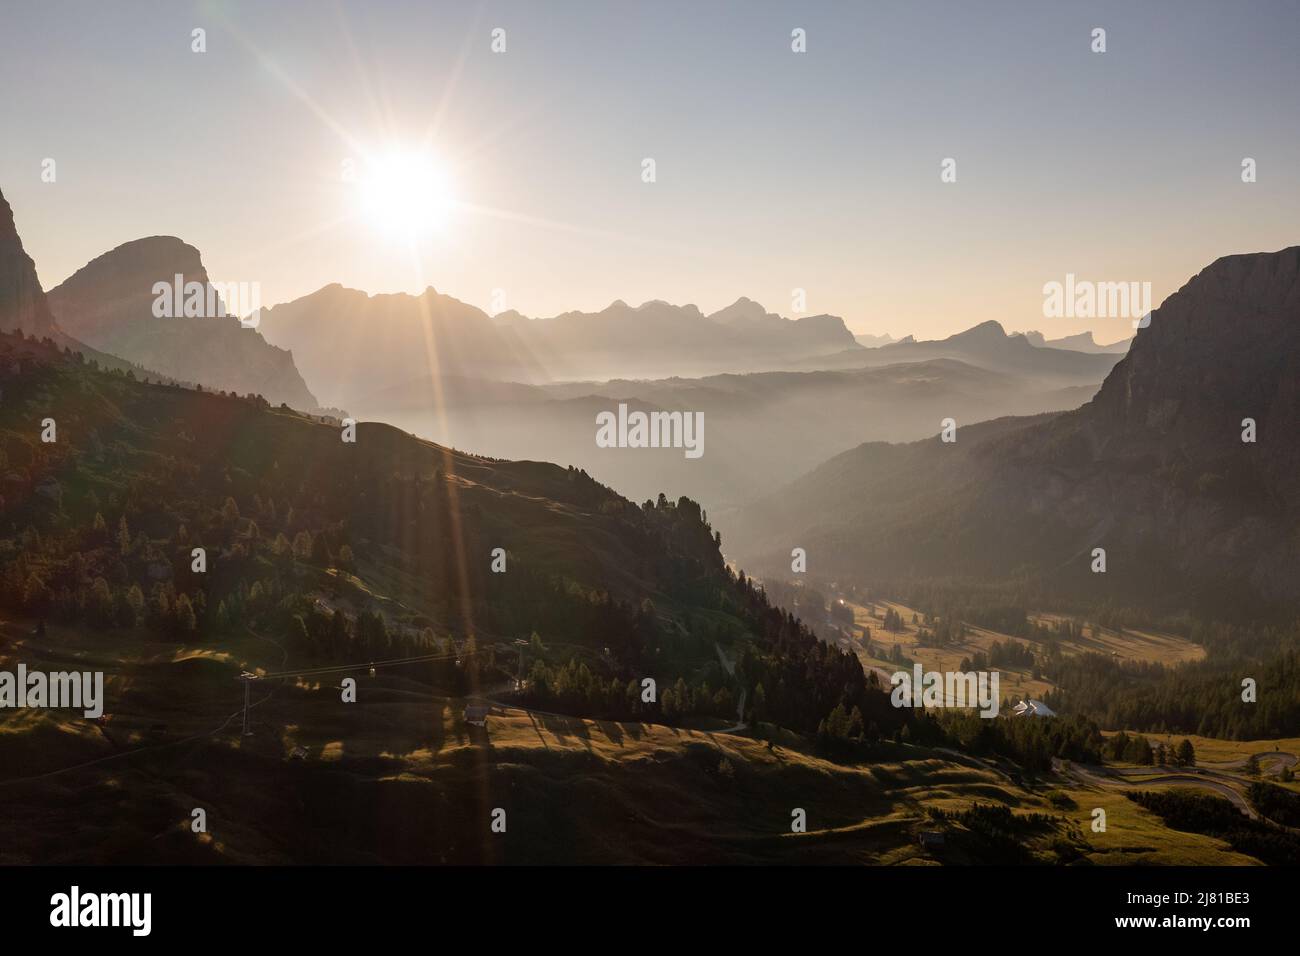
[0,188,58,335]
[61,235,209,287]
[44,233,319,410]
[947,319,1008,342]
[708,296,770,324]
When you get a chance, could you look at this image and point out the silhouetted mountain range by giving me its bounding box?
[1020,329,1132,354]
[258,284,861,408]
[854,332,899,348]
[797,320,1124,385]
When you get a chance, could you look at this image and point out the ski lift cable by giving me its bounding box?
[244,634,593,683]
[251,650,460,681]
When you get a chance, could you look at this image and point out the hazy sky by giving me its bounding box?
[3,0,1298,341]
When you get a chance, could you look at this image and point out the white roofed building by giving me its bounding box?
[1012,698,1056,718]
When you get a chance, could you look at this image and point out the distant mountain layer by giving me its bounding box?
[731,246,1300,610]
[45,237,319,411]
[1020,329,1132,354]
[797,320,1123,384]
[854,332,898,348]
[257,285,860,409]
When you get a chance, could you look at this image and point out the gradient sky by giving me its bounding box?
[2,0,1298,342]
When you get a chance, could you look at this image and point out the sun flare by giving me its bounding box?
[357,150,456,238]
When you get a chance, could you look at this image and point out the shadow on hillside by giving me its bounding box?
[594,720,624,746]
[535,712,593,750]
[522,711,550,749]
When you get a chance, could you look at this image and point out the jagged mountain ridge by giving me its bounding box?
[1021,329,1132,354]
[795,319,1123,384]
[257,285,861,409]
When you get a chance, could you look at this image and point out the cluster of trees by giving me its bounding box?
[515,505,920,742]
[1247,782,1300,828]
[816,701,871,747]
[289,605,442,663]
[731,577,908,740]
[925,803,1067,865]
[916,612,965,647]
[959,639,1037,672]
[828,600,854,626]
[524,660,737,723]
[5,522,205,638]
[1105,731,1195,767]
[1045,648,1300,740]
[898,588,1035,640]
[1126,789,1300,865]
[931,711,1105,771]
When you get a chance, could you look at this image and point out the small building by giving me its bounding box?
[918,831,945,849]
[1012,698,1057,718]
[463,704,491,727]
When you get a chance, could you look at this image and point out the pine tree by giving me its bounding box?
[22,573,52,613]
[125,584,145,625]
[290,614,310,651]
[88,577,115,628]
[174,593,197,634]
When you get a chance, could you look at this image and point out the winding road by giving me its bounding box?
[1053,758,1260,819]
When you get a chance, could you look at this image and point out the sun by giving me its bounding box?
[357,150,457,238]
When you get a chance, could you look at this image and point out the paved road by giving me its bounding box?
[1054,758,1258,819]
[1199,752,1297,776]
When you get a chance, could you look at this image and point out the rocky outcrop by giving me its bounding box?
[47,237,319,410]
[0,189,57,335]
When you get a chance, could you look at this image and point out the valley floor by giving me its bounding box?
[840,599,1204,704]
